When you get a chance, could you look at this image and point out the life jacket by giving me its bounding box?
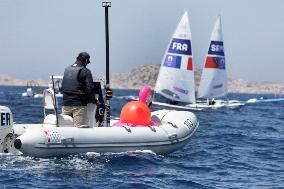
[62,63,86,95]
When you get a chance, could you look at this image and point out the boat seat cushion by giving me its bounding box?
[43,114,73,126]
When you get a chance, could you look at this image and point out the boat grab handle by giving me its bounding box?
[149,126,156,132]
[122,125,131,132]
[168,133,178,140]
[61,137,74,144]
[167,122,178,128]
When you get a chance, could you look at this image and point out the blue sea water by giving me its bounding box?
[0,86,283,189]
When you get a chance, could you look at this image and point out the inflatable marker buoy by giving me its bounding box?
[120,101,151,126]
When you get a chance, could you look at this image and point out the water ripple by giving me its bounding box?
[0,87,284,188]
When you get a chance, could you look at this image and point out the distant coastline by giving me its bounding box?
[109,64,284,95]
[1,64,284,95]
[0,74,48,87]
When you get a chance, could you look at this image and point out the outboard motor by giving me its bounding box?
[0,106,14,153]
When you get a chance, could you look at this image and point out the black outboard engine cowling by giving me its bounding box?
[0,106,14,153]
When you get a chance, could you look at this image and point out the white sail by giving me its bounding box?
[197,16,227,99]
[155,11,195,103]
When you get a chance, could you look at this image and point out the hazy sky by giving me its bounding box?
[0,0,284,82]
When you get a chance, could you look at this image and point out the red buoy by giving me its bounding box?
[120,101,151,126]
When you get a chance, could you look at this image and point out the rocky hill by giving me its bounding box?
[0,74,48,86]
[1,64,284,95]
[110,64,284,95]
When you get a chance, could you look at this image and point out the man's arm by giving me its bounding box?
[84,69,97,104]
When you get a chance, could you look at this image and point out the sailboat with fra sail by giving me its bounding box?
[153,11,202,110]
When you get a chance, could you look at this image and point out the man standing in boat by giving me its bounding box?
[61,52,97,128]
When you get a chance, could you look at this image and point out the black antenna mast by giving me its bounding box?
[102,2,112,127]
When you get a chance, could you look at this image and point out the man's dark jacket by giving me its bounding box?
[62,61,96,106]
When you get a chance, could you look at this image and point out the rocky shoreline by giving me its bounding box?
[110,64,284,95]
[0,74,48,87]
[1,64,284,95]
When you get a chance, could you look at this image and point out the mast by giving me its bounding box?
[102,2,112,127]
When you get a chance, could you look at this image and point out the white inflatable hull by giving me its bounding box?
[12,110,199,157]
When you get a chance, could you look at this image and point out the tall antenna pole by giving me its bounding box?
[51,75,59,127]
[102,2,112,127]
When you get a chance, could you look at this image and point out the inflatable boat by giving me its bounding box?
[1,78,199,158]
[1,6,200,158]
[0,104,198,157]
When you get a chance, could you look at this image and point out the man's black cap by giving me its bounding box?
[77,52,91,63]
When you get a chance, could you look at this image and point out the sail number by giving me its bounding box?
[0,112,11,126]
[210,44,224,52]
[172,42,188,52]
[208,41,224,56]
[168,38,192,56]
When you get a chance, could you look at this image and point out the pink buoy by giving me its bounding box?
[139,85,152,107]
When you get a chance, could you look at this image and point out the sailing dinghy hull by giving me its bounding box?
[247,98,284,104]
